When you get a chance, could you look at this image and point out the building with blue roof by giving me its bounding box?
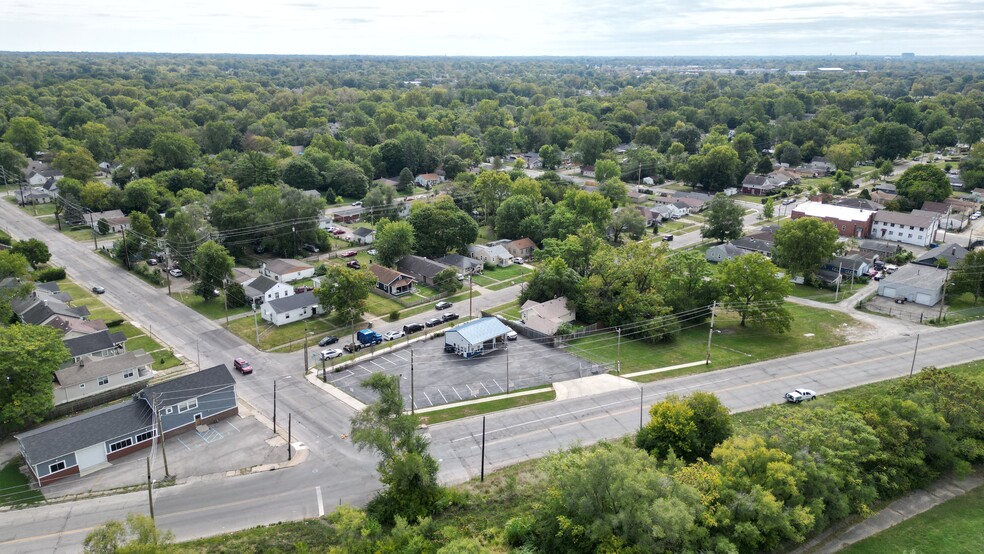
[444,317,512,358]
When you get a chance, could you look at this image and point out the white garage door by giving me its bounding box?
[75,443,107,470]
[882,287,896,298]
[915,293,932,305]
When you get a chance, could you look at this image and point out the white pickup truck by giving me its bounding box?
[784,388,817,403]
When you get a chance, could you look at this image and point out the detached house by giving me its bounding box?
[506,238,537,260]
[397,255,451,286]
[370,264,416,296]
[352,227,376,245]
[261,259,315,283]
[52,349,153,405]
[415,173,444,188]
[63,329,127,364]
[468,244,513,267]
[520,297,576,335]
[261,290,321,326]
[437,254,484,275]
[16,365,238,487]
[242,275,294,308]
[83,210,131,233]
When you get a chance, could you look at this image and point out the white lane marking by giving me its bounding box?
[392,352,408,361]
[452,387,462,400]
[423,391,433,406]
[369,360,386,370]
[493,379,504,393]
[316,486,324,516]
[438,389,448,403]
[481,382,491,396]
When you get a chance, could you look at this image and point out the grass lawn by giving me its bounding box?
[18,202,58,216]
[937,291,984,325]
[227,311,358,351]
[55,279,124,322]
[488,276,529,291]
[0,459,43,507]
[567,304,860,381]
[789,282,868,303]
[480,264,532,281]
[125,334,161,353]
[171,290,253,320]
[364,292,405,317]
[487,299,522,320]
[63,226,115,243]
[419,389,556,425]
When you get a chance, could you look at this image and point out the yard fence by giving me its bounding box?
[859,299,945,324]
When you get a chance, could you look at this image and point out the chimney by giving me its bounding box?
[952,247,956,256]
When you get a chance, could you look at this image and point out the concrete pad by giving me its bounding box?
[554,374,638,401]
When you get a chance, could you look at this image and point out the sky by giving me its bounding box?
[1,0,982,57]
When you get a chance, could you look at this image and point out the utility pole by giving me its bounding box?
[287,413,292,461]
[505,346,510,394]
[834,262,843,301]
[321,357,327,383]
[705,301,716,365]
[146,457,154,520]
[938,268,950,322]
[254,309,260,345]
[468,274,473,320]
[909,333,921,377]
[273,380,277,433]
[121,228,132,270]
[196,338,201,371]
[223,281,229,325]
[155,405,169,477]
[616,328,621,375]
[410,350,415,414]
[303,325,310,374]
[480,416,486,482]
[639,387,644,431]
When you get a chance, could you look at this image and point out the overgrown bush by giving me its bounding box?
[225,282,248,308]
[389,310,400,321]
[33,266,66,282]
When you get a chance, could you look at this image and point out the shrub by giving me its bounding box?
[105,319,124,327]
[0,230,11,246]
[389,310,400,321]
[33,266,66,282]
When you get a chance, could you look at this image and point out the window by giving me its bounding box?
[49,461,66,473]
[177,398,198,414]
[135,431,154,443]
[908,234,913,238]
[98,376,109,386]
[123,369,134,379]
[164,406,173,415]
[109,438,133,452]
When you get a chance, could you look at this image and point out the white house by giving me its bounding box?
[83,210,131,233]
[870,210,939,247]
[52,349,153,405]
[261,291,322,326]
[352,227,376,245]
[468,244,513,267]
[261,259,315,283]
[520,297,576,335]
[415,173,444,188]
[242,275,294,308]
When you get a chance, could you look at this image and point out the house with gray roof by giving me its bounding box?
[53,349,153,405]
[63,329,127,364]
[13,294,90,326]
[83,209,130,233]
[520,297,575,335]
[859,240,901,260]
[731,236,774,258]
[468,244,513,267]
[261,259,315,283]
[444,317,513,358]
[913,243,968,268]
[871,210,938,247]
[823,254,870,278]
[243,275,294,308]
[706,243,747,263]
[16,364,237,487]
[370,264,415,296]
[437,253,484,275]
[397,255,450,286]
[260,290,322,326]
[45,316,108,340]
[352,227,376,245]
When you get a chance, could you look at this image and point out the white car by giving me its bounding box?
[784,388,816,403]
[512,257,525,264]
[382,330,405,341]
[319,348,343,360]
[367,249,378,256]
[168,268,183,277]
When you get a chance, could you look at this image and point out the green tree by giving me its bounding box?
[717,253,792,330]
[281,157,321,190]
[316,265,376,326]
[950,249,984,305]
[928,126,958,148]
[494,194,539,240]
[825,142,863,172]
[374,219,416,267]
[658,250,721,319]
[755,155,775,174]
[408,197,479,258]
[122,178,163,214]
[697,145,742,192]
[0,250,33,325]
[52,145,98,182]
[483,126,515,158]
[97,218,110,235]
[190,240,234,301]
[129,211,156,256]
[326,159,370,198]
[75,121,114,161]
[594,159,621,182]
[0,325,69,430]
[572,129,617,165]
[598,178,628,207]
[773,217,840,278]
[0,141,29,178]
[608,207,646,243]
[636,392,732,462]
[230,151,279,188]
[519,257,581,305]
[2,116,46,157]
[776,141,802,166]
[11,238,50,269]
[895,164,951,207]
[351,373,442,524]
[763,197,775,219]
[538,144,561,170]
[150,132,199,170]
[82,513,173,554]
[398,167,415,193]
[700,193,744,242]
[202,120,235,154]
[868,122,914,161]
[433,267,463,294]
[474,170,512,217]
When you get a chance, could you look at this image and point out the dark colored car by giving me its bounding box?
[318,335,338,347]
[425,318,442,328]
[294,285,313,293]
[444,344,456,353]
[441,312,459,323]
[302,243,320,253]
[403,322,424,334]
[332,229,346,235]
[435,301,452,310]
[343,342,362,353]
[253,244,266,254]
[662,234,674,242]
[346,260,361,269]
[233,358,253,375]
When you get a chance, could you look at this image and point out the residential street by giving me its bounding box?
[2,195,984,552]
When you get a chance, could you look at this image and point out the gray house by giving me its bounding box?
[16,365,238,487]
[397,255,450,286]
[877,265,947,306]
[706,243,747,263]
[437,254,484,275]
[63,329,127,364]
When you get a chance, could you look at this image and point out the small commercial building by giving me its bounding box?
[877,265,947,306]
[870,210,938,247]
[444,317,513,358]
[790,202,875,238]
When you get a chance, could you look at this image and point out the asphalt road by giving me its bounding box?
[3,195,984,551]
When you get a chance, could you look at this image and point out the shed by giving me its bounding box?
[444,317,512,358]
[877,265,947,306]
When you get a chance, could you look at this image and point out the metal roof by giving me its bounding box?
[445,317,512,345]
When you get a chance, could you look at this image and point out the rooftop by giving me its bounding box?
[445,317,512,345]
[792,201,875,224]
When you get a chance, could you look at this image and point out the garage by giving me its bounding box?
[75,443,107,471]
[916,293,932,305]
[876,265,946,307]
[881,287,896,298]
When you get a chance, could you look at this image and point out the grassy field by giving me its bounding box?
[937,291,984,325]
[364,292,405,317]
[171,290,252,320]
[471,264,531,288]
[486,299,522,320]
[226,311,358,351]
[839,481,984,554]
[0,459,43,507]
[789,282,868,303]
[419,388,556,425]
[567,304,861,380]
[55,280,124,322]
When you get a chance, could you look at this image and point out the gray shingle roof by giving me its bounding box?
[17,298,90,325]
[140,364,236,408]
[264,258,313,276]
[397,255,449,280]
[63,330,126,358]
[437,254,483,270]
[873,210,936,228]
[265,290,319,314]
[54,349,152,387]
[244,275,280,295]
[16,400,153,467]
[352,227,374,237]
[914,243,968,267]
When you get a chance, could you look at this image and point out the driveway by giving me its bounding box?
[327,333,589,409]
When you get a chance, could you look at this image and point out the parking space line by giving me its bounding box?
[481,382,491,396]
[358,366,373,374]
[316,486,325,517]
[438,389,448,403]
[392,352,408,361]
[423,391,433,406]
[225,420,241,433]
[176,437,191,451]
[466,384,477,397]
[493,379,504,393]
[383,357,399,366]
[369,360,387,370]
[452,387,462,401]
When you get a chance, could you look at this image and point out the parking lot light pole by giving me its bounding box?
[273,376,292,434]
[410,350,415,414]
[616,328,622,375]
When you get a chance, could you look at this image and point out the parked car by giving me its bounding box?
[332,229,346,235]
[884,264,898,274]
[425,317,443,328]
[506,330,518,341]
[341,250,358,257]
[873,272,885,281]
[867,269,879,278]
[367,249,378,256]
[441,312,459,323]
[346,260,361,269]
[91,285,105,294]
[343,342,362,353]
[294,285,313,293]
[662,234,674,242]
[784,388,816,403]
[351,201,363,206]
[456,273,464,281]
[233,358,253,375]
[318,335,338,347]
[302,243,320,253]
[168,268,183,277]
[512,257,525,264]
[972,213,981,221]
[319,348,343,360]
[253,245,266,254]
[435,301,452,310]
[383,330,405,341]
[403,322,424,334]
[444,344,456,353]
[146,258,158,266]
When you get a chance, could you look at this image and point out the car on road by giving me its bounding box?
[403,322,424,334]
[331,229,346,235]
[662,234,674,242]
[435,301,452,310]
[784,388,816,403]
[782,198,796,205]
[343,342,362,353]
[168,268,183,277]
[302,243,320,253]
[319,348,343,360]
[341,250,358,257]
[233,358,253,375]
[146,258,158,266]
[91,285,105,294]
[506,330,518,341]
[318,335,338,347]
[441,312,459,323]
[346,260,361,269]
[425,317,443,328]
[367,249,377,256]
[383,330,405,341]
[351,201,363,206]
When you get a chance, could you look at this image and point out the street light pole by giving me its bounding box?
[410,350,415,414]
[616,328,622,375]
[705,301,716,365]
[909,333,921,377]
